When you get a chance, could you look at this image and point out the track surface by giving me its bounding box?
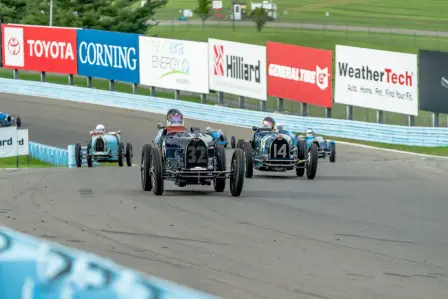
[1,93,448,299]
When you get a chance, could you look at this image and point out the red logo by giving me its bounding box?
[7,38,20,55]
[1,24,78,74]
[213,45,224,76]
[267,41,333,108]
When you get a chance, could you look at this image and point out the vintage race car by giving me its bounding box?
[205,127,235,148]
[241,126,318,179]
[0,112,21,127]
[74,130,133,167]
[141,124,245,197]
[298,130,336,162]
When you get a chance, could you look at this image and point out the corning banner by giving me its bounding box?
[208,38,267,101]
[18,129,29,155]
[335,45,418,115]
[77,29,140,83]
[0,127,18,158]
[139,37,208,93]
[1,24,77,74]
[267,41,332,107]
[418,50,448,114]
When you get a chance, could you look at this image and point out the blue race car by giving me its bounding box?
[241,120,318,179]
[205,126,235,148]
[74,126,133,167]
[297,128,336,162]
[0,112,21,127]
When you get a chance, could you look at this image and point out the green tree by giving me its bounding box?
[249,6,270,32]
[19,0,168,34]
[193,0,213,29]
[0,0,27,23]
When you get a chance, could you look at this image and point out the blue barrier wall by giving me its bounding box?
[29,142,68,166]
[2,78,448,146]
[0,226,217,298]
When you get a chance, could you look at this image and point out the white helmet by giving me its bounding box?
[305,128,314,137]
[206,126,212,132]
[95,124,105,134]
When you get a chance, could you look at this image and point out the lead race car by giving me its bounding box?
[74,124,133,167]
[298,128,336,162]
[0,112,21,127]
[242,117,318,179]
[141,109,245,197]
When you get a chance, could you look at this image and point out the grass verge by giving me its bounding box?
[0,156,55,168]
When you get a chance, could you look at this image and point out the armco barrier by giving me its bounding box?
[2,78,448,146]
[0,226,217,298]
[29,142,68,166]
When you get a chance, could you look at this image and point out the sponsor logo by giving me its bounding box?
[151,39,189,82]
[268,64,330,90]
[213,44,261,83]
[7,38,21,55]
[338,62,413,86]
[79,41,137,70]
[27,40,74,60]
[0,138,13,146]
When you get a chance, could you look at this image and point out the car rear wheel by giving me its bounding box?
[230,148,245,197]
[86,143,93,168]
[118,142,124,167]
[244,142,253,178]
[296,139,306,177]
[230,136,236,149]
[141,144,152,191]
[214,145,226,192]
[151,147,164,195]
[306,143,318,180]
[237,139,245,149]
[16,117,21,128]
[75,143,82,168]
[125,143,133,166]
[330,143,336,163]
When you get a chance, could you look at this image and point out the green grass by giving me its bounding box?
[156,0,448,31]
[0,156,54,168]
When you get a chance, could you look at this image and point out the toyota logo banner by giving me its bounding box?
[418,49,448,114]
[334,45,418,116]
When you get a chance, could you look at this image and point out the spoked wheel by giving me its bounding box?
[150,147,164,195]
[125,143,133,166]
[306,143,318,180]
[75,143,82,168]
[86,143,93,168]
[229,148,245,197]
[214,145,226,192]
[141,144,152,191]
[118,142,124,167]
[243,142,253,178]
[230,136,236,149]
[296,139,306,177]
[329,143,336,163]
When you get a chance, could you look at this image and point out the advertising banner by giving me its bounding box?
[0,127,18,158]
[18,129,29,155]
[139,37,209,93]
[208,38,267,101]
[267,41,332,107]
[418,49,448,114]
[77,29,139,83]
[334,45,418,115]
[1,24,77,74]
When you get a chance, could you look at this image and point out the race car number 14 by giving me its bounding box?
[273,143,287,158]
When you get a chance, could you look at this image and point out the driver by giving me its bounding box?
[93,124,106,135]
[262,116,276,129]
[155,109,184,148]
[305,128,314,137]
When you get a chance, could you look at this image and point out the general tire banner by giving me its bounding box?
[139,37,208,93]
[208,38,267,101]
[77,29,139,83]
[0,127,18,158]
[267,42,332,107]
[418,49,448,114]
[335,45,418,116]
[1,24,77,74]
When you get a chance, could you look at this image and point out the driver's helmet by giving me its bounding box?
[95,124,106,134]
[262,116,275,129]
[166,109,184,126]
[275,124,284,132]
[206,126,212,132]
[305,128,314,137]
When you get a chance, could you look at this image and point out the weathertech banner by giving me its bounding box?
[208,38,267,101]
[334,45,418,115]
[1,24,77,74]
[418,50,448,114]
[267,42,332,107]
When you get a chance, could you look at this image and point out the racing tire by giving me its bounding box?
[16,117,21,128]
[86,143,93,168]
[329,143,336,163]
[151,147,164,195]
[125,143,133,166]
[141,144,152,191]
[296,139,307,177]
[118,142,124,167]
[243,142,253,178]
[230,148,245,197]
[306,143,318,180]
[236,139,245,149]
[214,145,226,192]
[230,136,236,149]
[75,143,82,168]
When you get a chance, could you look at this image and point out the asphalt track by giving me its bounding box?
[1,93,448,299]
